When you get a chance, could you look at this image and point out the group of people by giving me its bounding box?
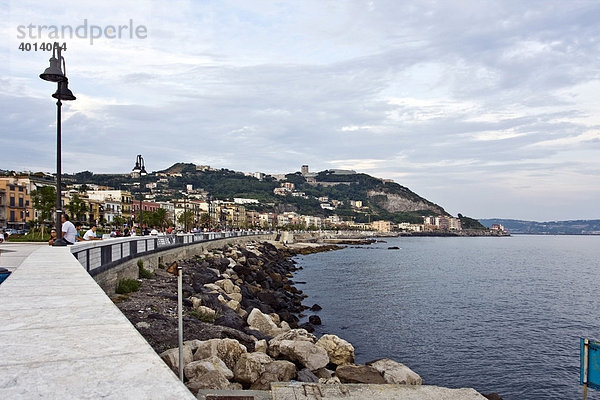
[49,214,101,246]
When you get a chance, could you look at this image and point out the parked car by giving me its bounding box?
[4,228,18,236]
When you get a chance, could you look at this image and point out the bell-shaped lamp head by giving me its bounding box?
[40,55,66,82]
[52,80,76,101]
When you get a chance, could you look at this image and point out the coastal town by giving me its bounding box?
[0,163,506,236]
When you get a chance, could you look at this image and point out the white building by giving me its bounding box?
[234,198,260,205]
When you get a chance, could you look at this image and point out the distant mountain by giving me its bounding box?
[479,219,600,235]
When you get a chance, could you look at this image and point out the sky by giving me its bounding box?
[2,0,599,222]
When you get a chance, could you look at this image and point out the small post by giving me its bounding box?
[584,338,589,400]
[166,261,184,382]
[177,263,184,382]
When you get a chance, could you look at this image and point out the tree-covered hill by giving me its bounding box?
[65,165,452,224]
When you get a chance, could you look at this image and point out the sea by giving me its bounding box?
[291,235,600,400]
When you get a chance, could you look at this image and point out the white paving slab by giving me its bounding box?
[271,383,488,400]
[0,246,195,400]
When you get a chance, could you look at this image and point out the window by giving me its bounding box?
[9,210,15,221]
[18,186,24,192]
[9,197,15,206]
[18,198,23,207]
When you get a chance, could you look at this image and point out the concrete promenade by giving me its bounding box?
[0,243,194,399]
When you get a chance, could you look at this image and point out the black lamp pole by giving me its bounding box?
[184,193,188,232]
[132,154,147,234]
[39,43,76,232]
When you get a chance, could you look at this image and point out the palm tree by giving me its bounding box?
[152,208,170,230]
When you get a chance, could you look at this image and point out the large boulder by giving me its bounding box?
[233,351,274,385]
[316,334,355,366]
[254,339,268,353]
[247,308,284,337]
[335,364,386,384]
[186,370,232,393]
[250,360,297,390]
[193,338,247,371]
[366,358,422,385]
[159,345,194,374]
[214,307,246,330]
[184,355,234,381]
[297,368,319,383]
[268,337,329,371]
[215,278,236,294]
[272,329,317,343]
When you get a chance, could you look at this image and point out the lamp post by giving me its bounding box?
[39,43,76,232]
[183,192,188,233]
[131,155,147,234]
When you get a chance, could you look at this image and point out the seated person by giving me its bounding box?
[75,222,84,242]
[83,225,101,240]
[48,229,57,246]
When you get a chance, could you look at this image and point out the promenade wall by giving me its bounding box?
[70,233,274,293]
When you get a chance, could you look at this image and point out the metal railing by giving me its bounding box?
[70,231,270,277]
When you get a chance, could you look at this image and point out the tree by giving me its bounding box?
[66,194,88,222]
[31,186,56,232]
[150,208,170,229]
[113,215,127,229]
[198,212,212,229]
[177,211,194,231]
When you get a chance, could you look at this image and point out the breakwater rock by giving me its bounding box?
[114,240,424,394]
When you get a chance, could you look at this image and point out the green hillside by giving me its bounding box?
[65,164,450,224]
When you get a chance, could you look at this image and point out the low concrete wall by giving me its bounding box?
[93,234,273,294]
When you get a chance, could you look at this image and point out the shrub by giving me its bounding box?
[138,265,153,279]
[188,309,219,323]
[137,259,144,268]
[116,279,141,294]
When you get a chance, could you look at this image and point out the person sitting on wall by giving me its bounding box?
[52,214,77,246]
[48,228,57,246]
[75,222,85,242]
[83,225,101,240]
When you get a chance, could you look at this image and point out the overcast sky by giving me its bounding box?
[2,1,599,221]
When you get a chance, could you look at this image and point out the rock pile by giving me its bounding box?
[116,240,422,394]
[160,329,422,393]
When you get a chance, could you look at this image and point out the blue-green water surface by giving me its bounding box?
[292,235,600,400]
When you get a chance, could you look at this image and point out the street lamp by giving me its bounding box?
[40,43,76,232]
[183,192,188,233]
[132,155,147,234]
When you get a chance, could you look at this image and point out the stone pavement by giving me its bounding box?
[0,244,195,399]
[197,383,487,400]
[270,383,487,400]
[0,242,45,271]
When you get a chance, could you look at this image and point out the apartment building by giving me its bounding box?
[0,176,34,229]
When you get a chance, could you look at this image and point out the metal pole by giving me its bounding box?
[583,338,589,400]
[177,264,184,381]
[139,188,143,234]
[56,98,62,231]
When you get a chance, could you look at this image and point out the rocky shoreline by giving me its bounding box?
[113,240,502,399]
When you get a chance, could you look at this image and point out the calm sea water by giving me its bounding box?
[292,235,600,400]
